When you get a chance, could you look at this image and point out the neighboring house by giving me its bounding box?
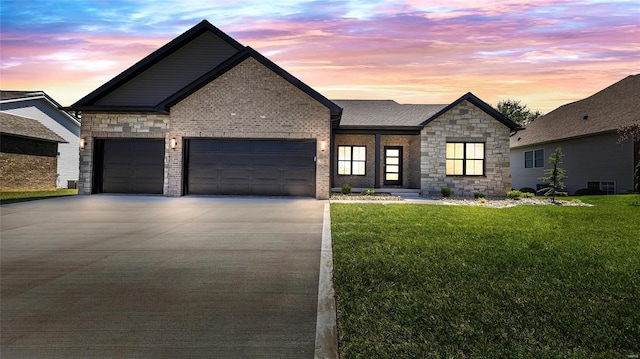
[0,91,81,188]
[67,20,519,199]
[0,112,67,191]
[510,74,640,195]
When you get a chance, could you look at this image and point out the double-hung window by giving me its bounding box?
[338,146,366,175]
[446,142,484,176]
[525,149,544,168]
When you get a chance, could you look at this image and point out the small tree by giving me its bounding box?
[537,147,567,203]
[617,120,640,192]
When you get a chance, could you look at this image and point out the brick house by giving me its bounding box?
[68,20,519,199]
[0,112,67,191]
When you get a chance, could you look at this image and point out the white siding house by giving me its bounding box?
[0,91,81,188]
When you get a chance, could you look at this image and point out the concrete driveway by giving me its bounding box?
[1,195,326,358]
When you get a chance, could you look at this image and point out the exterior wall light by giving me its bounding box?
[321,140,327,152]
[170,137,177,150]
[79,138,86,151]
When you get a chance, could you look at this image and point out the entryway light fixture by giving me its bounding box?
[79,138,86,151]
[321,140,327,152]
[170,137,177,150]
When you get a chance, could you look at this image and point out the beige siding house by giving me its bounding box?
[68,20,519,199]
[510,74,640,194]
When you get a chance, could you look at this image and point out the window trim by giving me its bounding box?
[445,142,485,176]
[337,145,366,176]
[525,149,544,168]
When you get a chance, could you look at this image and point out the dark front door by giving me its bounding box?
[94,139,164,194]
[185,139,316,197]
[384,146,402,186]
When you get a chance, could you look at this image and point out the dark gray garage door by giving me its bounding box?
[94,139,164,194]
[186,139,316,197]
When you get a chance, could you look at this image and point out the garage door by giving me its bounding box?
[94,139,164,194]
[186,139,316,197]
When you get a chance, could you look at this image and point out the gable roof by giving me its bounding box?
[420,92,520,131]
[0,112,67,143]
[159,46,343,123]
[70,20,244,110]
[333,100,445,129]
[511,74,640,148]
[67,20,342,122]
[0,90,81,127]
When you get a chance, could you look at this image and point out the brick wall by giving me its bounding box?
[421,100,512,198]
[333,134,420,189]
[78,113,170,194]
[0,135,58,191]
[169,57,331,198]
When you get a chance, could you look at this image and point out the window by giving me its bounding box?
[525,149,544,168]
[446,142,484,176]
[338,146,366,175]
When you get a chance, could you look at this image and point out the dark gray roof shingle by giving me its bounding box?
[511,74,640,148]
[333,100,446,127]
[0,91,45,101]
[0,112,67,143]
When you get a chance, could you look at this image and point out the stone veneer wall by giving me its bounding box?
[78,113,170,194]
[168,57,331,199]
[421,100,512,197]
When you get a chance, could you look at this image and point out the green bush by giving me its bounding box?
[574,188,604,196]
[361,189,375,196]
[474,192,485,199]
[477,197,488,203]
[342,184,352,194]
[441,187,452,197]
[507,190,523,200]
[519,187,536,194]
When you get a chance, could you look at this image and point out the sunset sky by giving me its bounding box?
[1,0,638,113]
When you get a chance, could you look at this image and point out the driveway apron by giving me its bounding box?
[1,195,325,358]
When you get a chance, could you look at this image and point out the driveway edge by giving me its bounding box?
[314,203,339,359]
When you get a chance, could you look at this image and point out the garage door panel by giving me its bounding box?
[98,139,164,194]
[186,139,315,197]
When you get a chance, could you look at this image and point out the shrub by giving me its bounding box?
[574,188,604,196]
[341,184,352,194]
[474,192,485,199]
[361,189,375,196]
[523,192,535,198]
[519,187,536,194]
[507,190,523,200]
[441,187,452,198]
[477,197,488,204]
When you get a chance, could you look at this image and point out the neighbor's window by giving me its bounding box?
[446,142,484,175]
[588,181,615,194]
[525,149,544,168]
[338,146,366,175]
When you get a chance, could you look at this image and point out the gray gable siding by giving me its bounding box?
[0,99,80,187]
[510,132,635,194]
[96,32,240,107]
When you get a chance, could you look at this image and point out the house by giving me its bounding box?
[0,91,81,188]
[0,112,67,191]
[67,20,519,199]
[510,74,640,195]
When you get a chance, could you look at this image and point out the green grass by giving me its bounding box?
[331,195,640,358]
[0,189,78,204]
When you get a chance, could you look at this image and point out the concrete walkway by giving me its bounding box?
[1,195,330,358]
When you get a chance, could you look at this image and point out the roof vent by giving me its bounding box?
[583,114,588,120]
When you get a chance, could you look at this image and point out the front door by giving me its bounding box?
[384,146,402,186]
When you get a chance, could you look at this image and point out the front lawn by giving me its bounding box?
[331,195,640,358]
[0,189,78,204]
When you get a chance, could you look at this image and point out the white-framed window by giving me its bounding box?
[338,145,366,175]
[587,181,615,194]
[446,142,485,176]
[525,149,544,168]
